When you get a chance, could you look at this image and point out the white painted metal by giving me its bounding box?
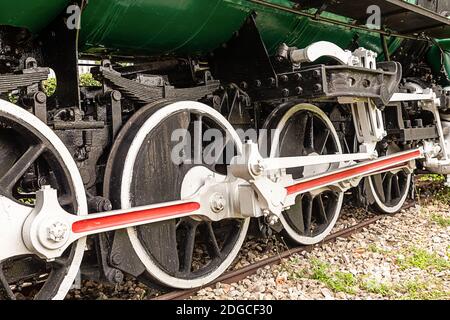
[290,41,353,66]
[289,41,377,70]
[349,99,385,154]
[261,152,374,172]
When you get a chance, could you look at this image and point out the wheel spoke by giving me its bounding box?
[316,129,330,155]
[372,174,386,203]
[285,195,305,233]
[298,114,309,149]
[303,196,313,234]
[316,194,328,224]
[180,221,198,274]
[392,175,401,198]
[0,266,16,300]
[201,222,221,259]
[307,114,314,149]
[0,144,45,192]
[385,174,393,204]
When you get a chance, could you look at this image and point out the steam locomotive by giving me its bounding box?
[0,0,449,299]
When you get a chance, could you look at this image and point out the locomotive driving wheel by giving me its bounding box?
[366,142,412,214]
[262,103,344,245]
[104,101,249,289]
[0,99,87,300]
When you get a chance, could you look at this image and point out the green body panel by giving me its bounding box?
[0,0,447,83]
[427,39,450,86]
[0,0,69,33]
[78,0,403,58]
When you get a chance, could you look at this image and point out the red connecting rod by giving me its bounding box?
[69,149,422,235]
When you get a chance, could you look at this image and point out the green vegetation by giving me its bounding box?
[306,259,358,294]
[285,249,449,299]
[361,279,393,296]
[43,77,57,96]
[431,213,450,227]
[396,279,449,300]
[418,174,445,183]
[396,247,450,272]
[43,73,101,97]
[367,243,389,254]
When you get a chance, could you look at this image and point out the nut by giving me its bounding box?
[210,193,226,213]
[47,222,69,243]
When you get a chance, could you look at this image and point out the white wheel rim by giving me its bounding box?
[121,101,249,289]
[367,174,411,214]
[366,143,412,214]
[263,103,344,245]
[0,99,87,300]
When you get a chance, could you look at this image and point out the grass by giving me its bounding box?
[285,255,450,299]
[361,279,393,296]
[396,279,449,300]
[367,243,389,254]
[431,213,450,227]
[308,259,358,294]
[396,247,450,272]
[418,174,445,183]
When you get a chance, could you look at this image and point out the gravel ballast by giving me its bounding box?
[68,180,450,300]
[192,202,449,300]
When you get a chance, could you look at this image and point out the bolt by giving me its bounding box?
[281,88,290,97]
[37,177,48,187]
[251,160,265,176]
[100,199,113,211]
[111,90,122,101]
[312,70,321,79]
[313,84,323,92]
[254,79,262,88]
[295,87,303,95]
[267,215,279,226]
[279,75,289,82]
[267,77,276,87]
[240,81,248,90]
[47,222,68,243]
[210,193,226,213]
[107,269,124,284]
[35,92,47,104]
[293,73,302,81]
[111,253,122,266]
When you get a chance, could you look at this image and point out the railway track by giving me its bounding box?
[151,201,416,301]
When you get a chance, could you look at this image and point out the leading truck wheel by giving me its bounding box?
[0,99,87,300]
[104,101,249,289]
[262,103,344,245]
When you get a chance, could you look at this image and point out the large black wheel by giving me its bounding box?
[262,103,344,245]
[0,99,87,300]
[104,101,249,289]
[366,142,412,214]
